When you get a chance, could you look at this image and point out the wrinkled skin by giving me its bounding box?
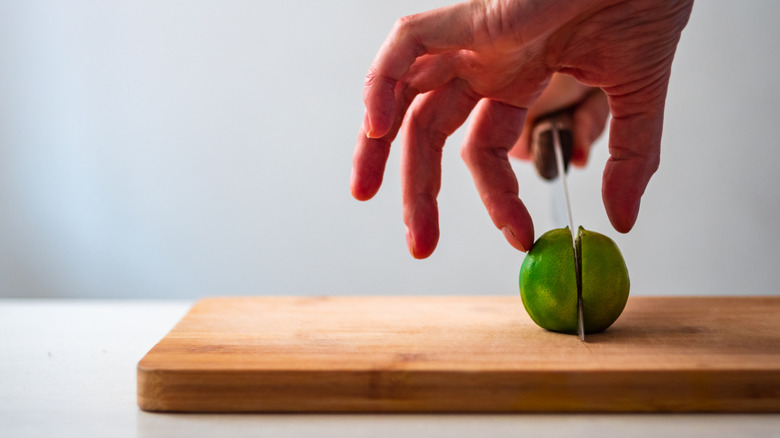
[350,0,694,258]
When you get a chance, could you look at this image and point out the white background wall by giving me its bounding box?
[0,1,778,299]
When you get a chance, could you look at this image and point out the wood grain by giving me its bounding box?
[137,296,780,412]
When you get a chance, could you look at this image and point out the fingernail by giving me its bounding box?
[501,227,527,252]
[362,114,373,139]
[365,117,381,139]
[405,227,417,258]
[627,200,641,231]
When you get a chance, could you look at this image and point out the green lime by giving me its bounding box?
[519,226,629,334]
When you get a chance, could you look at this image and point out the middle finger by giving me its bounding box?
[401,78,479,259]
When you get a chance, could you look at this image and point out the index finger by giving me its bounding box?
[364,2,475,139]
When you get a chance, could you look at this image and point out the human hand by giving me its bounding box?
[350,0,694,259]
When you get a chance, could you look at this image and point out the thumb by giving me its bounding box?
[602,79,669,233]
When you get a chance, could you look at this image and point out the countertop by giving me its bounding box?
[1,299,778,438]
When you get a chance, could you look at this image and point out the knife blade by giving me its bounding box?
[531,112,586,341]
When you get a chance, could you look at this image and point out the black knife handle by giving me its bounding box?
[530,110,574,180]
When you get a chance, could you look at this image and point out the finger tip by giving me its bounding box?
[602,164,646,235]
[410,244,436,260]
[350,161,384,201]
[605,201,639,234]
[406,226,437,259]
[611,220,634,234]
[571,148,589,167]
[351,189,373,202]
[349,173,367,201]
[502,226,531,253]
[350,179,377,202]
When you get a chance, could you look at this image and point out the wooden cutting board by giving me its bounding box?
[137,296,780,412]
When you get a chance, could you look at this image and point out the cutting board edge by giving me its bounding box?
[136,366,780,413]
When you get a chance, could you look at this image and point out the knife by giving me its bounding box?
[531,111,586,342]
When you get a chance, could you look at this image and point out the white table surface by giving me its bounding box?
[1,299,778,438]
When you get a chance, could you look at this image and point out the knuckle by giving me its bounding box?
[460,143,478,166]
[395,14,417,34]
[647,153,660,175]
[364,68,378,88]
[392,14,426,57]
